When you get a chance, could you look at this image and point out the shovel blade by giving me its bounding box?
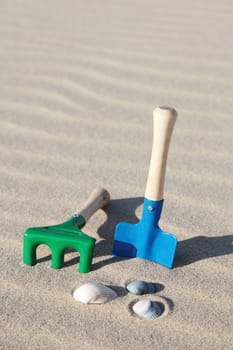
[113,221,138,258]
[140,227,177,269]
[113,221,177,269]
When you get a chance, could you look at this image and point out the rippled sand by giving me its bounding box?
[1,1,233,349]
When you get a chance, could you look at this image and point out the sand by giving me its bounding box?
[1,0,233,349]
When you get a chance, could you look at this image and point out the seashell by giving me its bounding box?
[132,299,161,319]
[73,282,118,304]
[126,280,156,295]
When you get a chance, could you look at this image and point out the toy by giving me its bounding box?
[23,186,110,273]
[113,106,177,268]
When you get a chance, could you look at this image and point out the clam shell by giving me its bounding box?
[132,299,161,319]
[126,280,156,295]
[73,283,118,304]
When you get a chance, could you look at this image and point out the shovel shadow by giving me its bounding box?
[174,234,233,267]
[91,197,143,270]
[94,198,233,269]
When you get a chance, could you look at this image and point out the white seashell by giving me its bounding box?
[126,280,156,295]
[132,299,161,319]
[73,283,118,304]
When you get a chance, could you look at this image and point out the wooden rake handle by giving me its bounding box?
[145,106,177,201]
[75,186,110,222]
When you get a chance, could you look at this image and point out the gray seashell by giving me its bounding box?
[132,299,162,319]
[73,283,118,304]
[126,280,156,295]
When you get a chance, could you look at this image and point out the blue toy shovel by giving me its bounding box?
[113,106,178,268]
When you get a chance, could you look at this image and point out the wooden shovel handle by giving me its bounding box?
[75,186,110,222]
[145,106,177,201]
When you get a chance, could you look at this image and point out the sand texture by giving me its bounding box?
[1,1,233,349]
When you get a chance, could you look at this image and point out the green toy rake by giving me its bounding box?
[23,187,110,273]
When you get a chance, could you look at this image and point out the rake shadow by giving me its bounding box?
[34,197,143,269]
[92,196,143,270]
[36,248,80,267]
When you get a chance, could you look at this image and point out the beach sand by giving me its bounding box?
[0,1,233,349]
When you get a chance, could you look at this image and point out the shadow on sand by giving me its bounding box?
[36,196,233,269]
[174,234,233,267]
[95,197,233,269]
